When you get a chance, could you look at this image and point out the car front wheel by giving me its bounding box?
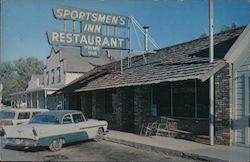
[49,138,63,152]
[94,128,104,142]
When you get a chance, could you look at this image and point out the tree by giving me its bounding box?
[220,23,237,32]
[200,32,208,38]
[0,57,44,105]
[0,62,18,104]
[14,57,44,90]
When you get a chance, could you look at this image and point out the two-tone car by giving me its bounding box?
[1,110,108,151]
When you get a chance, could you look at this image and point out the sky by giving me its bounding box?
[1,0,250,62]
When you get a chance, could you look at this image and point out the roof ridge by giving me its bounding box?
[157,25,246,52]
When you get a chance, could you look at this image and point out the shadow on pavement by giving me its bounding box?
[3,139,94,152]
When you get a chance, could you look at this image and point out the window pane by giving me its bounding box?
[72,114,84,123]
[46,71,49,85]
[197,80,209,118]
[51,69,55,84]
[0,111,15,119]
[63,115,72,124]
[153,83,171,116]
[105,90,113,113]
[18,112,30,119]
[173,80,195,117]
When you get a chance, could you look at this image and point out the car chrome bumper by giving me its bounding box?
[4,138,38,147]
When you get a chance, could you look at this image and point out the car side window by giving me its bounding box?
[72,114,84,123]
[63,115,72,124]
[18,112,30,119]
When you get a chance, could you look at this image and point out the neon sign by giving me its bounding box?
[47,6,129,57]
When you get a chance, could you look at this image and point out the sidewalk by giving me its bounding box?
[105,130,250,162]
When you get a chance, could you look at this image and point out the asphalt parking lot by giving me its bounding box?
[0,138,202,161]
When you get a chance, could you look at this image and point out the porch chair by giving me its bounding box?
[155,116,170,136]
[140,121,158,136]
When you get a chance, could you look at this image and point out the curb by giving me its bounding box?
[105,136,227,162]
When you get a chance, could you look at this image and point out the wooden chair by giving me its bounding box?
[156,116,178,136]
[140,121,158,136]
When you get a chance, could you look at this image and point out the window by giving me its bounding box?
[72,114,84,123]
[30,115,59,124]
[197,80,209,118]
[105,90,113,113]
[46,71,49,85]
[151,80,209,119]
[0,111,15,119]
[32,112,41,117]
[57,67,61,83]
[153,83,171,116]
[63,115,72,124]
[51,69,55,84]
[18,112,30,119]
[173,81,195,117]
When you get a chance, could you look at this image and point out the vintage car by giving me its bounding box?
[0,108,48,126]
[1,110,108,151]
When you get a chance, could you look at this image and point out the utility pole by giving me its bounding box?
[209,0,214,146]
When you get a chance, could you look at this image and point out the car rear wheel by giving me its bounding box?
[94,128,104,142]
[49,138,63,152]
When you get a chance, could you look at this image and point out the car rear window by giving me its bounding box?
[32,112,41,117]
[0,111,15,119]
[30,114,60,124]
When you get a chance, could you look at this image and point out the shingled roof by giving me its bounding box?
[54,26,245,94]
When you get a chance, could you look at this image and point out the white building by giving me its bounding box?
[224,24,250,146]
[10,47,121,109]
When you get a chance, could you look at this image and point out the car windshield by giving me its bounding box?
[0,111,15,119]
[30,114,60,124]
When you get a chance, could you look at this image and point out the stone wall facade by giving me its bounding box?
[214,63,232,145]
[134,86,151,134]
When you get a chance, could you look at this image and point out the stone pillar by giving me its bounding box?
[121,87,135,133]
[134,85,151,134]
[214,64,231,145]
